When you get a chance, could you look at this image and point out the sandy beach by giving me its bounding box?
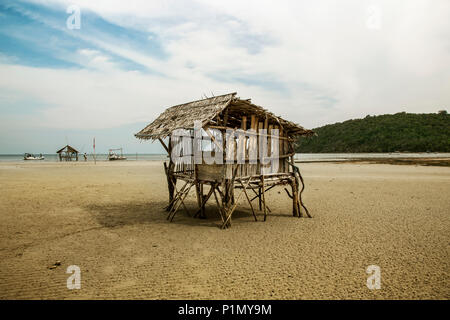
[0,161,448,299]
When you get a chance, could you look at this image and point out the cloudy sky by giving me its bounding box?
[0,0,449,154]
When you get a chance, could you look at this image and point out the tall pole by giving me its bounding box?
[93,137,96,164]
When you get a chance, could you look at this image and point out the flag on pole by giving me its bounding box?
[93,137,96,164]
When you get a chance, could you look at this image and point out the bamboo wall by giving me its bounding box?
[170,119,294,182]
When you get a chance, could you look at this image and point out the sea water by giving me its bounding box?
[0,153,449,162]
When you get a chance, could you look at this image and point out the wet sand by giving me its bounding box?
[0,161,448,299]
[297,157,450,167]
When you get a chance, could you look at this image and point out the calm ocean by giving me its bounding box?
[0,153,168,162]
[0,153,449,162]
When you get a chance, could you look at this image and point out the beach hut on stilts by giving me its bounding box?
[135,93,314,228]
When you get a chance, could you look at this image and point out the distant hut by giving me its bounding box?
[56,145,79,161]
[135,93,314,228]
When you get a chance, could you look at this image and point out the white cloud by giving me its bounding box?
[1,0,449,135]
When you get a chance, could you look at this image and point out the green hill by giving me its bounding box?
[295,111,450,153]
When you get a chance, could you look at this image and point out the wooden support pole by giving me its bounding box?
[209,125,293,141]
[247,186,272,213]
[239,180,257,222]
[268,124,273,174]
[158,138,169,154]
[166,138,176,211]
[164,161,177,212]
[221,177,252,229]
[168,182,194,222]
[194,184,214,218]
[279,127,284,173]
[287,158,312,218]
[204,128,223,153]
[199,183,204,217]
[223,108,229,127]
[213,186,226,224]
[258,187,262,210]
[262,175,267,221]
[291,179,299,217]
[257,122,264,175]
[166,180,190,219]
[217,184,231,228]
[250,115,257,176]
[240,115,247,177]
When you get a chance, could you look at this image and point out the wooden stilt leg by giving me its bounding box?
[217,185,231,228]
[175,181,191,217]
[213,186,226,224]
[164,162,176,212]
[169,182,194,222]
[222,178,252,228]
[287,159,312,218]
[166,180,189,218]
[200,184,208,219]
[199,184,204,216]
[194,185,214,218]
[295,176,303,218]
[258,187,262,211]
[291,179,299,217]
[167,180,191,220]
[262,175,267,222]
[240,180,257,221]
[219,166,239,228]
[195,182,202,214]
[248,187,272,213]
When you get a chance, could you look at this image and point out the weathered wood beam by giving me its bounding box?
[207,126,294,141]
[262,175,267,221]
[221,176,252,229]
[239,179,257,222]
[158,138,169,154]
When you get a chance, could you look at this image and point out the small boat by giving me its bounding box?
[24,153,45,160]
[108,154,127,161]
[108,148,127,161]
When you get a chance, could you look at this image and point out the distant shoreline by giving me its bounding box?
[296,157,450,167]
[1,156,450,167]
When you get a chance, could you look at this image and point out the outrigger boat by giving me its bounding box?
[24,153,45,160]
[108,148,127,161]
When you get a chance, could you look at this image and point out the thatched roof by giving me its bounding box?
[135,92,314,140]
[56,145,79,154]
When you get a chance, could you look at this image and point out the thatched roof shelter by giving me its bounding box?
[135,92,313,140]
[56,145,79,154]
[56,145,79,161]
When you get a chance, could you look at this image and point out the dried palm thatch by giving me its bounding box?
[56,145,79,154]
[56,145,79,162]
[135,92,314,140]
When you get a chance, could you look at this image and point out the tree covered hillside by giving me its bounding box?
[296,111,449,153]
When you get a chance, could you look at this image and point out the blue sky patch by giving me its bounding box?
[0,1,167,73]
